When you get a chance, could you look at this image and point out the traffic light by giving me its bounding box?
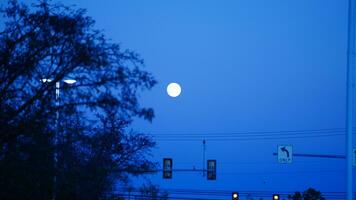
[207,160,216,180]
[163,158,172,179]
[232,192,239,200]
[272,194,280,200]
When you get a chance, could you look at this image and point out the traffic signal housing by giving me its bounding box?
[232,192,239,200]
[163,158,172,179]
[207,160,216,180]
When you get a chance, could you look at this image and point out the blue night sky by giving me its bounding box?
[18,0,356,197]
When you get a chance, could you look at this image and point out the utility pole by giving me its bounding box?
[202,140,206,177]
[346,0,356,199]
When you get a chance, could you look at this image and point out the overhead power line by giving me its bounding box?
[113,188,354,199]
[146,127,354,141]
[154,133,346,141]
[151,128,347,136]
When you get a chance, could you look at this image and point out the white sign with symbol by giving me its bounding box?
[278,145,293,164]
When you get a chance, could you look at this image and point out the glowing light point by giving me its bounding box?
[167,82,181,97]
[63,79,77,84]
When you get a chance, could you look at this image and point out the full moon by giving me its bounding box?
[167,82,181,97]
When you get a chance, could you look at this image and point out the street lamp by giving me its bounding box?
[346,0,356,200]
[63,79,76,84]
[232,192,239,200]
[40,78,76,200]
[40,78,76,99]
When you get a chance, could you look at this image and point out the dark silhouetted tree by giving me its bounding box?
[288,192,303,200]
[0,0,157,199]
[288,188,325,200]
[137,182,169,200]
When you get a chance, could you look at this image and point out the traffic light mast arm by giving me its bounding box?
[273,152,345,159]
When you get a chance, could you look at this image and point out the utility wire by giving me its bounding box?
[114,188,353,199]
[153,133,346,141]
[148,128,354,141]
[151,128,346,136]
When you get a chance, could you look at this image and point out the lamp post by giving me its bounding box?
[346,0,355,199]
[41,78,76,200]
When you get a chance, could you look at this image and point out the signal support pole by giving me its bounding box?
[346,0,355,199]
[202,140,206,177]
